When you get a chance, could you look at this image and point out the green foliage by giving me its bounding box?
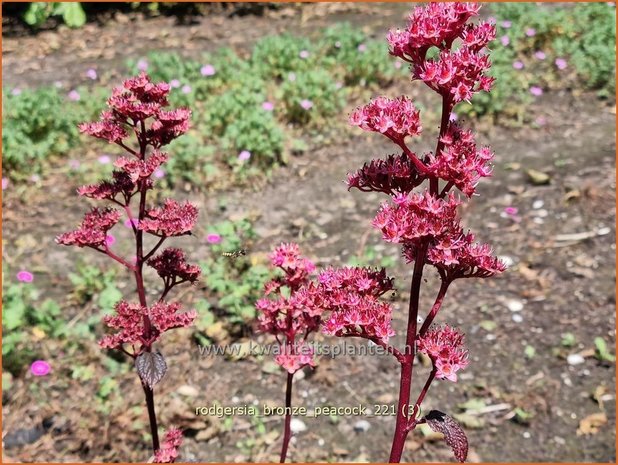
[165,133,220,185]
[280,69,346,125]
[24,2,86,29]
[347,245,397,269]
[199,219,272,325]
[1,278,66,374]
[251,34,315,79]
[2,86,102,177]
[467,2,616,120]
[594,337,615,363]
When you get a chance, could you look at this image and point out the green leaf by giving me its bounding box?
[59,3,86,28]
[594,337,615,362]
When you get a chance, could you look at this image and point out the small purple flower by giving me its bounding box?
[449,112,458,122]
[394,61,402,69]
[525,28,536,37]
[137,59,149,71]
[300,99,313,110]
[181,85,192,94]
[17,270,34,283]
[124,218,139,229]
[534,50,546,60]
[105,234,116,246]
[530,86,543,97]
[299,50,310,59]
[2,178,9,190]
[86,68,98,80]
[513,60,525,70]
[500,35,510,46]
[535,116,547,126]
[30,360,51,377]
[201,64,216,76]
[68,90,80,101]
[154,168,165,178]
[169,79,181,88]
[11,88,22,96]
[206,233,222,244]
[501,20,512,28]
[238,150,251,161]
[98,155,111,164]
[262,101,274,111]
[288,72,297,82]
[358,44,367,52]
[555,58,568,70]
[486,16,497,24]
[504,206,518,216]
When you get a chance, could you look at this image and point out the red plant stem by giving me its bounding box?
[388,241,427,463]
[406,369,437,432]
[388,94,454,463]
[419,280,450,336]
[279,372,294,463]
[132,129,159,453]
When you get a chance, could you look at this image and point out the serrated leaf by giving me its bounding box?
[424,410,468,463]
[135,351,167,388]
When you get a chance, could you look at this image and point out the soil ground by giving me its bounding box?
[2,3,616,463]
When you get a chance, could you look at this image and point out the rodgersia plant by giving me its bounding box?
[259,3,505,462]
[57,73,199,462]
[345,3,506,461]
[255,243,323,462]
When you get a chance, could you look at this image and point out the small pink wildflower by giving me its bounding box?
[449,112,458,122]
[105,234,116,246]
[288,72,297,82]
[206,233,222,244]
[299,50,310,59]
[358,43,367,52]
[30,360,51,377]
[500,35,510,46]
[300,99,313,110]
[525,28,536,37]
[201,64,216,76]
[501,20,512,28]
[30,174,41,183]
[503,206,518,216]
[125,218,139,229]
[154,168,165,178]
[513,60,524,70]
[11,88,22,96]
[169,79,181,88]
[137,58,149,71]
[555,58,568,70]
[68,90,80,101]
[2,177,9,190]
[86,68,98,80]
[98,155,111,164]
[262,101,274,111]
[238,150,251,161]
[69,159,80,170]
[17,270,34,283]
[394,61,402,69]
[534,50,546,60]
[181,85,192,94]
[530,86,543,96]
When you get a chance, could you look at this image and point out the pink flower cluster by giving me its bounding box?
[373,191,461,244]
[77,170,140,203]
[256,244,322,373]
[349,96,422,144]
[80,73,190,148]
[154,428,183,463]
[56,207,121,248]
[417,325,469,382]
[426,123,494,197]
[148,248,201,284]
[347,153,425,195]
[139,199,198,237]
[387,2,495,103]
[318,267,396,344]
[99,300,197,350]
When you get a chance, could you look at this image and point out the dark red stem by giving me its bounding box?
[279,372,294,463]
[419,280,450,336]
